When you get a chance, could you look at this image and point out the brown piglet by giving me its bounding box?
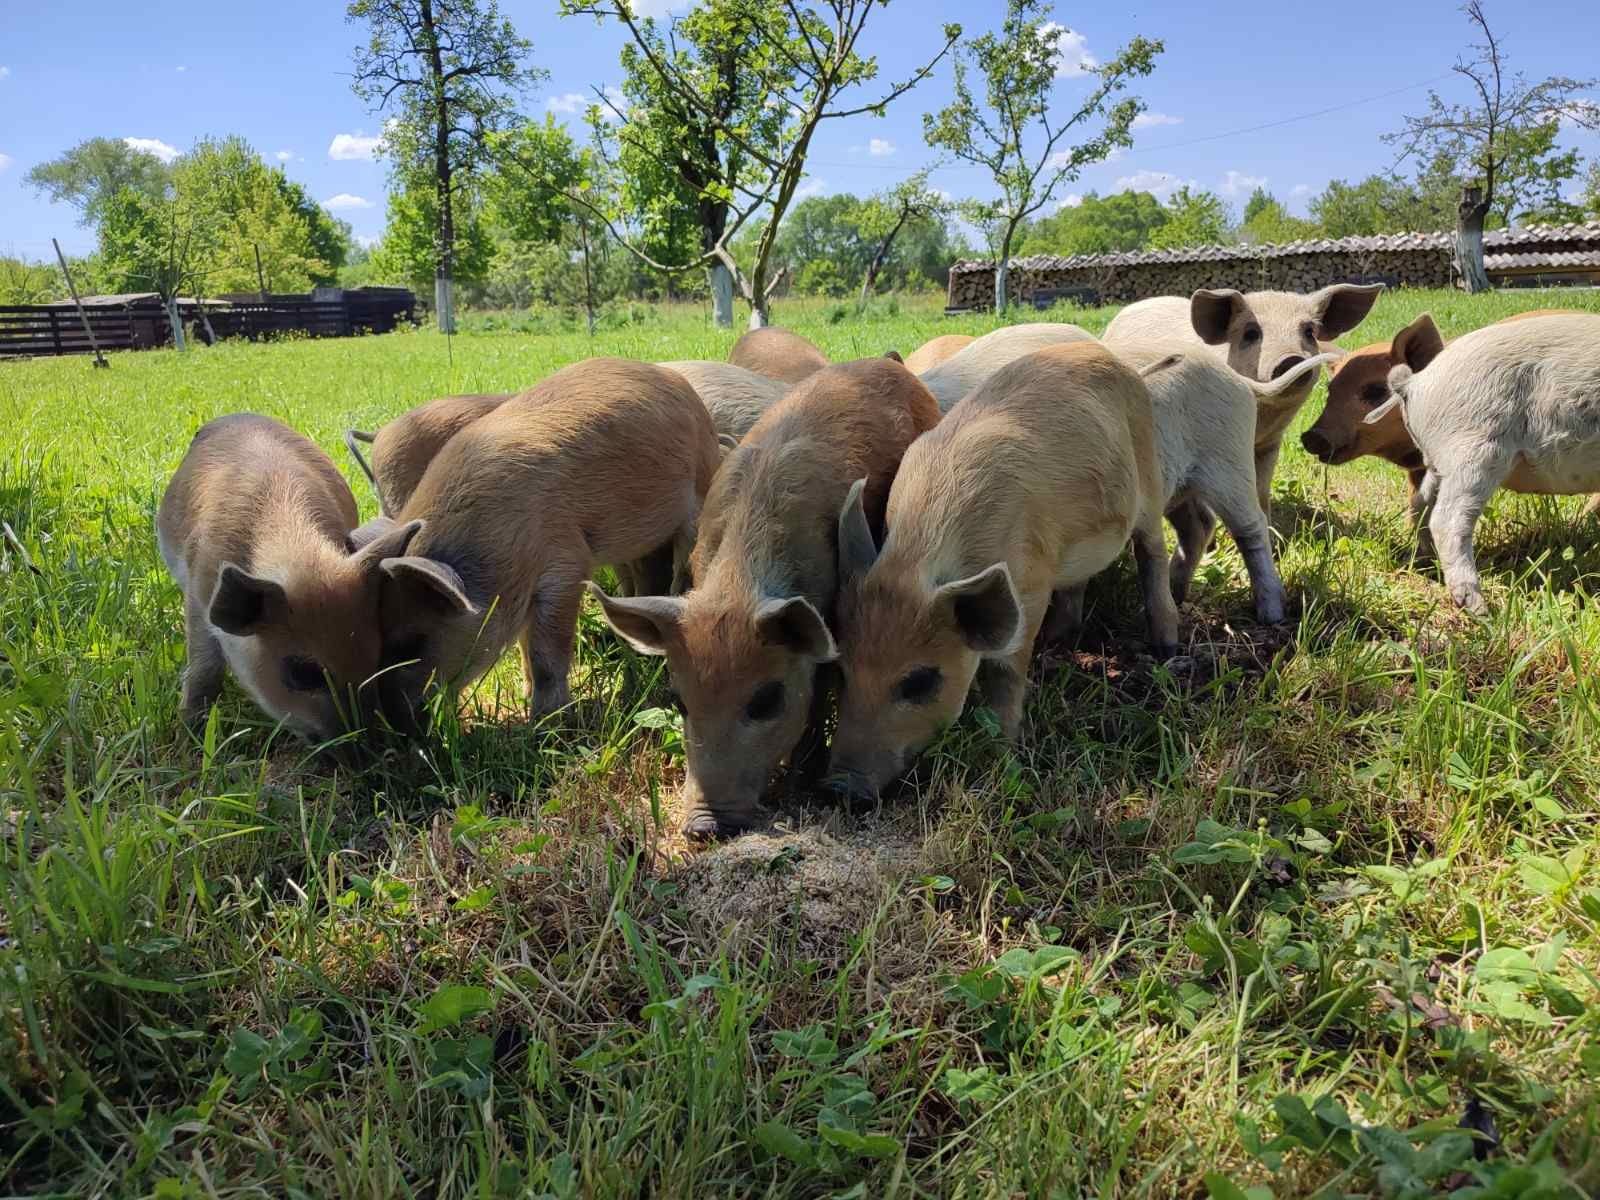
[374,358,721,726]
[346,393,511,517]
[728,326,829,384]
[157,413,419,742]
[825,342,1178,802]
[591,357,941,838]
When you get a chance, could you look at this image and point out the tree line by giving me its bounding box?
[7,0,1598,322]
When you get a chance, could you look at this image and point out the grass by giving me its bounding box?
[3,288,1600,1199]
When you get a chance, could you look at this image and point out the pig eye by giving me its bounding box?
[897,666,942,705]
[1301,321,1317,343]
[1362,384,1390,406]
[744,681,785,723]
[282,656,329,693]
[1241,325,1261,345]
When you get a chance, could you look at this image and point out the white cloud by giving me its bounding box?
[1115,169,1193,199]
[275,150,294,162]
[1290,183,1313,198]
[0,66,10,81]
[1220,169,1267,198]
[868,137,895,157]
[628,0,692,15]
[328,131,384,160]
[124,137,180,164]
[0,153,11,172]
[795,178,827,200]
[1041,22,1097,79]
[321,193,374,211]
[175,65,187,73]
[1132,111,1182,130]
[1058,193,1084,210]
[546,91,586,115]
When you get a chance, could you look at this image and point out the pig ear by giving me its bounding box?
[209,563,288,636]
[754,595,837,662]
[883,349,904,363]
[356,518,424,564]
[1390,313,1445,374]
[717,432,740,455]
[346,516,397,553]
[1190,289,1244,345]
[935,563,1025,655]
[837,478,880,583]
[585,582,683,656]
[1311,283,1384,340]
[381,555,476,616]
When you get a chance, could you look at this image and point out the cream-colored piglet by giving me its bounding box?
[901,333,975,374]
[374,358,722,725]
[1366,312,1600,613]
[592,358,941,837]
[658,360,791,443]
[1105,284,1382,513]
[346,393,511,517]
[728,326,828,384]
[917,322,1094,412]
[158,413,417,741]
[824,342,1178,802]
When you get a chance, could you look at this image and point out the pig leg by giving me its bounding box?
[1166,500,1216,606]
[978,603,1048,739]
[1041,585,1085,643]
[1206,481,1287,625]
[180,595,226,725]
[1132,516,1181,658]
[1253,444,1282,521]
[1428,460,1506,616]
[521,561,589,718]
[1406,466,1437,564]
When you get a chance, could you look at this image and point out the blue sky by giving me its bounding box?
[2,0,1597,260]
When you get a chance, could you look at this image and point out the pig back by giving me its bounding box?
[919,322,1095,412]
[372,393,511,514]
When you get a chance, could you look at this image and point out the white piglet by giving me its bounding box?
[1367,312,1600,613]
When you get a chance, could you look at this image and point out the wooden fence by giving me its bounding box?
[0,306,147,357]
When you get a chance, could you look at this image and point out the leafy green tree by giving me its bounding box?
[97,186,222,348]
[25,137,172,229]
[276,176,353,279]
[348,0,543,330]
[1308,171,1456,238]
[369,177,494,299]
[1486,118,1586,225]
[1582,161,1600,219]
[855,169,948,306]
[1146,186,1231,250]
[562,0,958,329]
[924,0,1161,312]
[0,257,59,305]
[1019,189,1169,255]
[1237,187,1317,245]
[1387,0,1596,290]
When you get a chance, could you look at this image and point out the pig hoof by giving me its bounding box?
[1150,642,1180,662]
[682,809,757,840]
[1451,586,1489,616]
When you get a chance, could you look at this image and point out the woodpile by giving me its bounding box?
[946,222,1600,309]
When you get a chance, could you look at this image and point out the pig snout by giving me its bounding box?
[821,768,878,808]
[1270,354,1308,380]
[1300,427,1338,463]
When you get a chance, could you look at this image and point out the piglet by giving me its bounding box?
[825,342,1177,802]
[728,326,828,384]
[591,357,941,837]
[345,393,510,518]
[374,357,721,725]
[1366,312,1600,613]
[917,322,1094,412]
[157,413,417,742]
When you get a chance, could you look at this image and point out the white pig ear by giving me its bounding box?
[381,555,476,616]
[209,564,288,636]
[754,595,837,662]
[1190,289,1245,345]
[1312,283,1384,340]
[935,563,1025,655]
[837,478,880,583]
[585,582,683,656]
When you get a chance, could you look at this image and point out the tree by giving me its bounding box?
[1146,187,1231,250]
[0,257,59,305]
[1019,188,1169,255]
[348,0,543,331]
[369,176,494,298]
[1238,187,1317,245]
[1387,1,1597,292]
[560,0,959,329]
[25,137,171,229]
[924,0,1161,313]
[1583,161,1600,219]
[1308,170,1458,238]
[855,169,947,307]
[97,186,222,348]
[277,176,354,280]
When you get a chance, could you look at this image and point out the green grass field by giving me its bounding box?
[4,289,1600,1199]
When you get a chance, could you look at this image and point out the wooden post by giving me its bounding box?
[52,237,108,368]
[255,243,268,300]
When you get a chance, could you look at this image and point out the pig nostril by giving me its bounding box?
[1301,430,1332,460]
[1271,355,1307,380]
[821,773,877,807]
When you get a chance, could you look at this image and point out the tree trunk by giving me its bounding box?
[994,219,1020,314]
[747,302,768,330]
[858,209,910,311]
[1455,184,1492,294]
[581,223,597,337]
[166,297,187,351]
[708,261,735,327]
[421,0,457,333]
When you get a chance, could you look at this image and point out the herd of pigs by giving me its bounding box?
[158,284,1600,836]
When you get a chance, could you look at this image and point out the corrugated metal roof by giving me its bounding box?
[948,221,1600,275]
